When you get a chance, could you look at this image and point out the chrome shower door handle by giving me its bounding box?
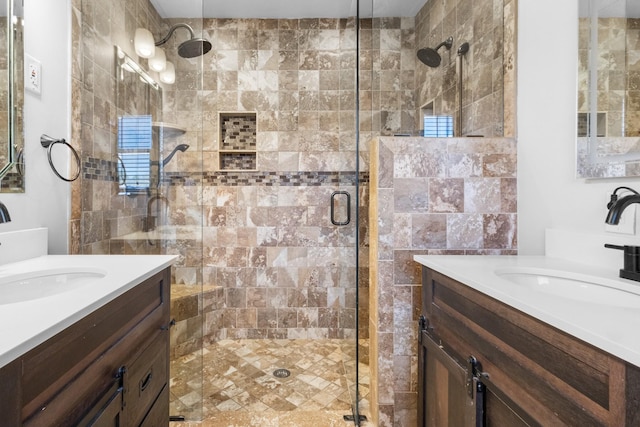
[330,191,351,226]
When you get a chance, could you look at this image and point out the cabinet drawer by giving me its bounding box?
[124,331,169,426]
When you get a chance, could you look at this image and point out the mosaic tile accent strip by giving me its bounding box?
[220,152,257,170]
[80,159,369,188]
[1,171,24,190]
[220,113,257,150]
[163,171,369,187]
[82,156,118,182]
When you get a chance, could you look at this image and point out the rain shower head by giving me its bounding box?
[417,36,453,67]
[156,23,212,58]
[178,37,212,58]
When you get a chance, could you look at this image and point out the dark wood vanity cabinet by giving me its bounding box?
[0,267,172,427]
[418,266,640,427]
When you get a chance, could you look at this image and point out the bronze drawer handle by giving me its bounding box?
[140,369,153,393]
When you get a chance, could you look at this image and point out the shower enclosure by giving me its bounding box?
[75,0,367,424]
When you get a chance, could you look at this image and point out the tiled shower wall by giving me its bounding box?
[161,17,369,342]
[414,0,516,137]
[369,136,517,427]
[70,0,167,254]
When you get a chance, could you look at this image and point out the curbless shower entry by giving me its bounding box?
[74,0,367,423]
[147,0,367,424]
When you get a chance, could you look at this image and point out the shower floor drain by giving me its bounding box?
[273,368,291,378]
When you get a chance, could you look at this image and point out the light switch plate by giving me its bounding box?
[25,54,41,95]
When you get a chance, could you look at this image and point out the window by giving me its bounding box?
[423,115,454,137]
[118,115,152,194]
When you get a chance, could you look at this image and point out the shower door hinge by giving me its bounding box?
[343,414,368,424]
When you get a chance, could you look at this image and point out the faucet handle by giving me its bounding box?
[604,243,640,282]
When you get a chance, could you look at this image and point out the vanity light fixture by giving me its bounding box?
[135,27,174,84]
[134,28,155,58]
[159,61,175,85]
[148,47,167,72]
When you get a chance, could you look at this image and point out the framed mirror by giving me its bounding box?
[577,0,640,178]
[0,0,24,192]
[115,46,162,197]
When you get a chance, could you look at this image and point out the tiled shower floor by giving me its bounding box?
[169,338,371,426]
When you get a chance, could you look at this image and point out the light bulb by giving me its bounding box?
[160,61,175,84]
[149,47,166,72]
[134,28,155,58]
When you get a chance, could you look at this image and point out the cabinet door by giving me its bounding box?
[78,381,123,427]
[483,385,534,427]
[419,330,476,427]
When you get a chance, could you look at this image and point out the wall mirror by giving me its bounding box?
[115,46,162,197]
[0,0,24,192]
[577,0,640,178]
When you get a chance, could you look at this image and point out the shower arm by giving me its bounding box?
[434,37,453,52]
[155,23,195,46]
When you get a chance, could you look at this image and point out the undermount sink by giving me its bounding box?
[0,268,106,305]
[494,267,640,308]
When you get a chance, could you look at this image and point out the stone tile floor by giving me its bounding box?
[170,338,371,426]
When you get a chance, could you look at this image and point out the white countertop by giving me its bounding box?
[414,255,640,368]
[0,254,176,368]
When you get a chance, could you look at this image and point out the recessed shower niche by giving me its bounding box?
[218,112,257,170]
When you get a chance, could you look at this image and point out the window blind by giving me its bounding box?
[118,115,152,194]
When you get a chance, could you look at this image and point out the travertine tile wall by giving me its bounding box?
[158,17,369,342]
[369,136,517,427]
[414,0,515,137]
[358,17,418,140]
[70,0,167,254]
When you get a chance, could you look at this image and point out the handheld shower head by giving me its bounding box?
[156,23,212,58]
[162,144,189,166]
[457,42,470,56]
[417,36,453,67]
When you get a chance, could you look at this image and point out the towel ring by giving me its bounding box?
[40,134,81,182]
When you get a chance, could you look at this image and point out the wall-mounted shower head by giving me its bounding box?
[417,36,453,67]
[457,42,470,56]
[156,23,212,58]
[162,144,189,166]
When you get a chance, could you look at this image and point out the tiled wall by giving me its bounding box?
[369,136,517,426]
[70,0,167,254]
[358,17,418,140]
[414,0,516,137]
[156,17,370,342]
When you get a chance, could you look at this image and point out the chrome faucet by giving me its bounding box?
[144,195,168,232]
[605,186,640,225]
